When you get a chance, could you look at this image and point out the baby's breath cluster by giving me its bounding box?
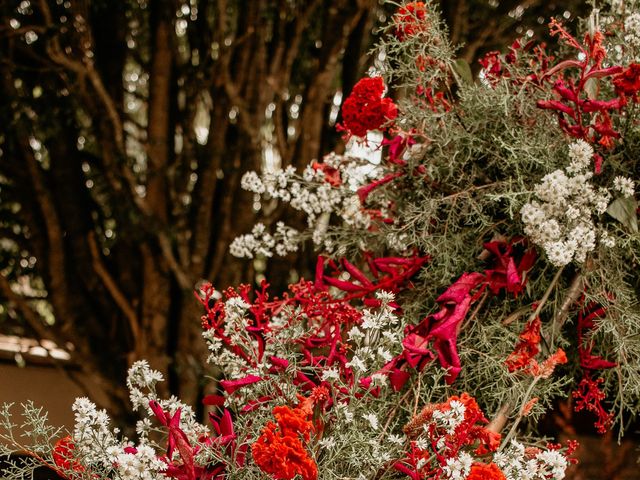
[520,141,612,266]
[232,152,380,257]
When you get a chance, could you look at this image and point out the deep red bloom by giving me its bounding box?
[252,405,317,480]
[149,401,197,480]
[385,239,535,387]
[479,51,504,85]
[467,462,507,480]
[339,77,398,138]
[394,2,428,40]
[52,436,84,473]
[613,63,640,99]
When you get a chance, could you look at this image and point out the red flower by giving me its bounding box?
[252,405,317,480]
[52,436,84,473]
[339,77,398,138]
[613,63,640,99]
[467,462,507,480]
[394,2,428,40]
[505,317,541,372]
[312,161,342,186]
[573,375,613,434]
[479,51,504,85]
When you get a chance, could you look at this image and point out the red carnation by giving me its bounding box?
[339,77,398,138]
[467,462,507,480]
[394,2,429,40]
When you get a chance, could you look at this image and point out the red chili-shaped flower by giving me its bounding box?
[339,77,398,138]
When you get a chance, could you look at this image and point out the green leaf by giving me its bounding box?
[584,77,599,100]
[607,197,639,233]
[451,59,474,86]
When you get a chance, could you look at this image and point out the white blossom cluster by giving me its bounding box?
[613,176,635,198]
[104,443,167,480]
[624,13,640,49]
[71,397,167,480]
[520,141,612,267]
[202,297,263,381]
[232,153,378,257]
[432,399,466,435]
[229,221,300,259]
[126,361,208,440]
[493,441,568,480]
[345,291,403,384]
[442,452,473,480]
[72,397,118,461]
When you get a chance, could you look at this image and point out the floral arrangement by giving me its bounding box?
[2,1,640,479]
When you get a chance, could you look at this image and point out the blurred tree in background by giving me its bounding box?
[0,0,584,423]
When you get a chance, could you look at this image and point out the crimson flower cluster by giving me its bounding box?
[198,252,429,406]
[382,239,536,387]
[571,301,617,433]
[338,76,398,138]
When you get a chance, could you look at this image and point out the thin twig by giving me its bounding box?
[499,376,540,450]
[527,267,564,323]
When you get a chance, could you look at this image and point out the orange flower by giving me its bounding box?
[467,462,507,480]
[251,405,317,480]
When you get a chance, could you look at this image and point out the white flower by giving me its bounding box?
[432,401,466,434]
[414,438,429,450]
[348,326,365,341]
[321,367,340,382]
[377,347,393,363]
[240,171,265,194]
[613,176,635,198]
[362,413,379,430]
[387,433,405,445]
[521,143,612,267]
[346,355,367,372]
[442,452,473,480]
[625,13,640,48]
[494,440,569,480]
[536,450,568,479]
[127,360,164,393]
[567,139,593,174]
[371,373,389,386]
[600,230,616,248]
[375,290,395,303]
[319,436,336,449]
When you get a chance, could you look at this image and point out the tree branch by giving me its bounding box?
[87,232,141,345]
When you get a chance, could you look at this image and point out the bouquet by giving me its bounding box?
[2,1,640,479]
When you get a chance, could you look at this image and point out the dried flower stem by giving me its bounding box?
[528,267,565,324]
[499,376,541,450]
